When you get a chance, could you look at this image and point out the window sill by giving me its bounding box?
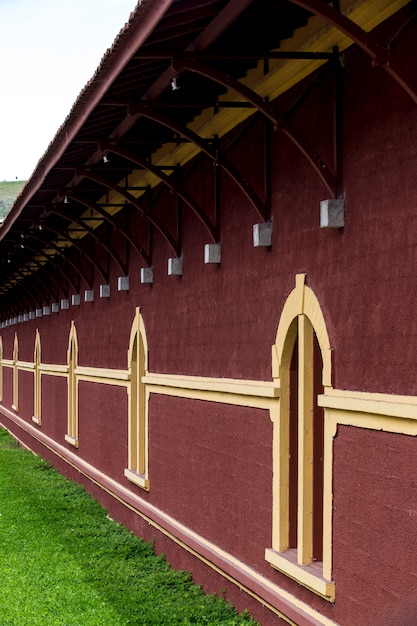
[124,468,150,491]
[65,434,79,448]
[265,548,335,602]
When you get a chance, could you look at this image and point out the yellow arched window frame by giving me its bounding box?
[32,330,41,425]
[65,322,79,448]
[12,333,18,411]
[265,274,335,602]
[124,307,150,490]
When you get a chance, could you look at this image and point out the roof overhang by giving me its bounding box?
[0,0,414,315]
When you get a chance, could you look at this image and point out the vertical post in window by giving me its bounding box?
[125,308,149,490]
[274,318,297,552]
[33,330,41,424]
[128,335,140,471]
[298,314,314,565]
[267,276,335,599]
[12,334,18,411]
[65,323,79,447]
[275,361,290,552]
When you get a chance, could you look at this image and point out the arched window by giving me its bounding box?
[12,333,18,411]
[65,322,79,448]
[32,330,41,425]
[265,275,335,601]
[124,307,149,490]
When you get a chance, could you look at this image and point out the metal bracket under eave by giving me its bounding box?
[172,57,337,199]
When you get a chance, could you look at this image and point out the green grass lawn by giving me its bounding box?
[0,428,258,625]
[0,180,26,218]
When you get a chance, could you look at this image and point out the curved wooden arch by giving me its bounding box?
[23,243,80,294]
[101,142,217,242]
[0,265,38,306]
[6,253,61,302]
[35,220,108,285]
[289,0,417,105]
[75,170,181,257]
[174,58,336,196]
[31,230,94,291]
[130,105,268,221]
[63,192,151,267]
[48,205,126,275]
[20,253,67,300]
[273,273,332,389]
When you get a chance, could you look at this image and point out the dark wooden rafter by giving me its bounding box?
[142,0,255,101]
[0,269,38,311]
[172,57,337,196]
[0,295,18,319]
[28,229,92,291]
[66,191,151,266]
[3,257,55,305]
[128,105,268,220]
[75,169,181,257]
[3,0,415,311]
[41,212,110,284]
[32,230,92,291]
[10,252,62,301]
[100,141,217,242]
[49,207,126,277]
[289,0,417,104]
[18,249,66,300]
[20,242,80,294]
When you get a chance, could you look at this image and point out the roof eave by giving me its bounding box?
[0,0,176,240]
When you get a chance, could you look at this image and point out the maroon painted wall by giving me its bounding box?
[333,426,417,625]
[2,8,417,624]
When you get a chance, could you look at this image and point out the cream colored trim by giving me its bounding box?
[144,377,279,410]
[143,373,279,397]
[124,468,150,490]
[322,412,335,581]
[64,433,79,448]
[2,359,13,367]
[146,384,277,410]
[125,308,150,489]
[66,322,78,445]
[327,408,417,436]
[13,333,18,412]
[39,363,68,375]
[17,360,34,371]
[265,549,335,602]
[298,315,314,566]
[319,388,417,420]
[75,366,129,386]
[33,330,41,425]
[270,275,334,599]
[0,407,338,626]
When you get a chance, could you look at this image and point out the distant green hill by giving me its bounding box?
[0,180,26,219]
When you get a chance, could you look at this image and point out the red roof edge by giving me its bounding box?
[1,0,176,239]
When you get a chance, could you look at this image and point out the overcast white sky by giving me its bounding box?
[0,0,137,182]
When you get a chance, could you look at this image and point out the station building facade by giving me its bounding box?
[1,1,417,623]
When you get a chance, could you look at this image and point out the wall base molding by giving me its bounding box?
[0,404,337,626]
